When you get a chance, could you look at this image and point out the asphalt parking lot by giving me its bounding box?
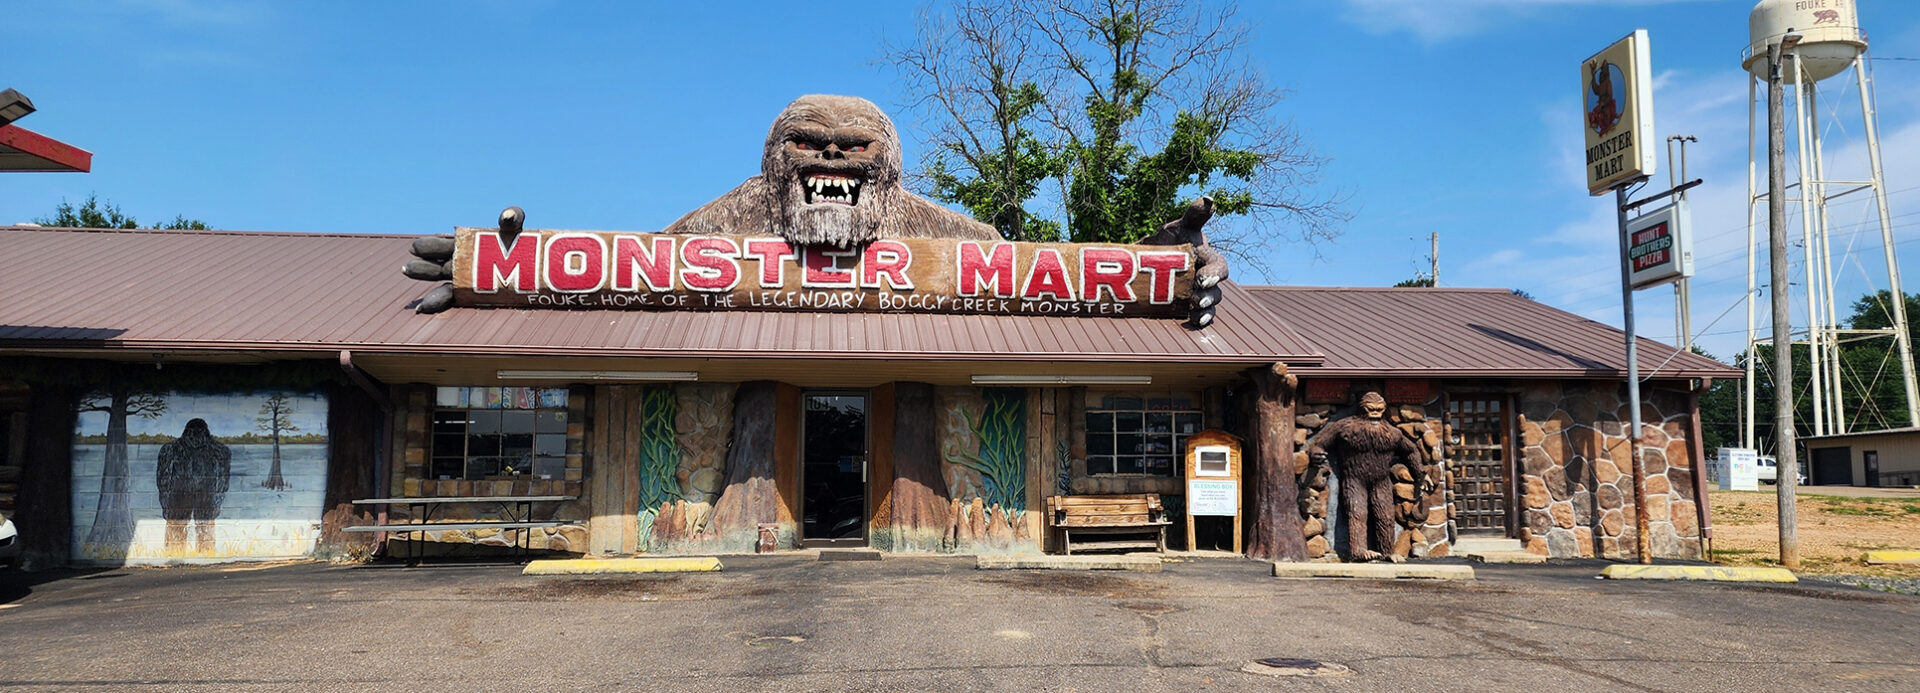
[1,555,1916,692]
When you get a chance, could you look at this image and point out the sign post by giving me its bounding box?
[1586,29,1700,565]
[1183,430,1242,554]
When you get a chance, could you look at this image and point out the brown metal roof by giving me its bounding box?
[1246,286,1740,380]
[0,226,1321,366]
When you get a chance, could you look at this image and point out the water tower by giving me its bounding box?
[1741,0,1919,448]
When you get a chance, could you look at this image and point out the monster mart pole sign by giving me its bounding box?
[448,228,1195,318]
[1583,30,1656,195]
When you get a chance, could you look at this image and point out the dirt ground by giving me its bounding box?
[1709,487,1920,576]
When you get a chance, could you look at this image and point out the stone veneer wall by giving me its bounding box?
[1517,381,1702,560]
[1293,392,1451,561]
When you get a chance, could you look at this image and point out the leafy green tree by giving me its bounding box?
[889,1,1065,242]
[1832,290,1920,431]
[1714,290,1920,457]
[886,0,1342,258]
[36,194,210,230]
[1693,346,1741,452]
[1392,276,1433,288]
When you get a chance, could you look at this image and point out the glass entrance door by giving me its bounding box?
[802,392,868,546]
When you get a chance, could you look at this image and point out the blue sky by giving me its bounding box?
[76,391,329,440]
[6,0,1920,362]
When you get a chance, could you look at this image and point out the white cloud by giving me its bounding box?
[1339,0,1710,42]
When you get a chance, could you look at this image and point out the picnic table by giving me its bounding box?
[345,495,576,561]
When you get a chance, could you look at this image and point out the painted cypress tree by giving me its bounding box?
[256,392,299,491]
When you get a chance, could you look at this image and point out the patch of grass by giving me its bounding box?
[1826,505,1901,517]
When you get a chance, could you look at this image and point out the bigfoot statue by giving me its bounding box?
[1305,393,1425,562]
[403,94,1229,325]
[156,418,231,555]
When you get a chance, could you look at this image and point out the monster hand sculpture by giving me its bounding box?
[1304,392,1429,562]
[403,94,1227,325]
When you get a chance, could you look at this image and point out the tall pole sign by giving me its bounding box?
[1586,30,1657,196]
[1585,29,1661,564]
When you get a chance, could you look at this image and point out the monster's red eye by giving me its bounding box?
[793,140,817,151]
[847,143,867,152]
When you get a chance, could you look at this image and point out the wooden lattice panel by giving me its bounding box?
[1447,395,1510,532]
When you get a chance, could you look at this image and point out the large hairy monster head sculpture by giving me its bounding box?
[660,94,973,247]
[760,95,906,247]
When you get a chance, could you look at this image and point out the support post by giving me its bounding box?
[1744,73,1760,451]
[1768,39,1801,569]
[1616,183,1651,565]
[1429,232,1439,287]
[1856,54,1920,429]
[1246,363,1304,562]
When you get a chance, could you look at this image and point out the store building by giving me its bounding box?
[0,224,1736,568]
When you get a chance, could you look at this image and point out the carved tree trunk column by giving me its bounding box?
[1248,363,1306,562]
[697,381,785,552]
[889,382,951,551]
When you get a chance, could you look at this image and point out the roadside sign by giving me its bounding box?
[1716,447,1759,491]
[1628,199,1693,289]
[1584,30,1656,195]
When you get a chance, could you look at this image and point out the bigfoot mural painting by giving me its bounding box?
[156,418,230,554]
[72,390,329,563]
[1305,392,1427,562]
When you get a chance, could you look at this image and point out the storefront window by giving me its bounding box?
[431,387,570,482]
[1085,395,1202,476]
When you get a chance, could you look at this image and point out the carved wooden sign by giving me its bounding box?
[1303,379,1351,404]
[448,228,1194,318]
[1385,378,1431,403]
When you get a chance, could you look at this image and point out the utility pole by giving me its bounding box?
[1668,135,1697,350]
[1430,233,1439,287]
[1768,37,1801,570]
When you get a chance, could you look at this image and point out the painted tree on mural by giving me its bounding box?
[78,386,168,547]
[255,392,299,491]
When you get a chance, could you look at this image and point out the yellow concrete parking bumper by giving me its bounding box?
[522,557,723,575]
[1864,550,1920,566]
[1601,564,1796,583]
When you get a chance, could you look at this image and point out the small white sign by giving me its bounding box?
[1187,479,1238,516]
[1629,199,1694,290]
[1717,447,1759,491]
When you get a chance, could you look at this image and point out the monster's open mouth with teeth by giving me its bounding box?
[801,171,864,206]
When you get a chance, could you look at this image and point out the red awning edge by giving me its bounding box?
[0,124,92,172]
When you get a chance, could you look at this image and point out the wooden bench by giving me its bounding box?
[1047,493,1170,555]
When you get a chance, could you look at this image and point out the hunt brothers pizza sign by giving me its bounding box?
[450,228,1194,318]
